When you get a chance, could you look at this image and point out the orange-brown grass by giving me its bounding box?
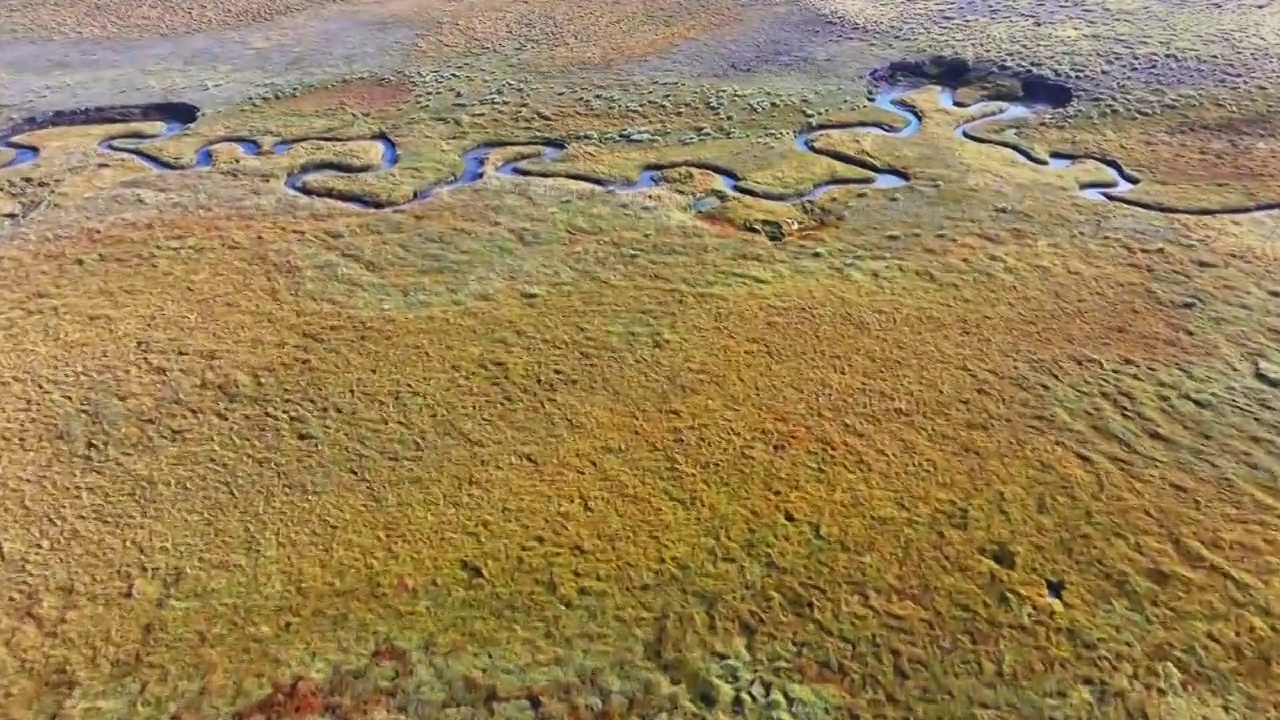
[265,78,416,116]
[414,0,747,70]
[2,178,1280,718]
[5,68,1280,720]
[1022,108,1280,206]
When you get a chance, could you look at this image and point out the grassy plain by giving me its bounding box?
[3,1,1280,719]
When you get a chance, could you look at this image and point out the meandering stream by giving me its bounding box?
[2,88,1275,216]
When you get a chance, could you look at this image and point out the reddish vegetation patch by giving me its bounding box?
[694,214,756,237]
[231,644,419,720]
[270,79,414,115]
[234,678,331,720]
[370,639,410,666]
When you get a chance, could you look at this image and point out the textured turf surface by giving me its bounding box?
[2,1,1280,718]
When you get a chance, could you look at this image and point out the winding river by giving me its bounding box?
[1,88,1276,216]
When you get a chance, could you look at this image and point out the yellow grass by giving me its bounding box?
[4,2,1280,718]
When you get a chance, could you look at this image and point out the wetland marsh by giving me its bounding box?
[2,1,1280,719]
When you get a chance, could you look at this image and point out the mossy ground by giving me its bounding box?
[4,1,1280,718]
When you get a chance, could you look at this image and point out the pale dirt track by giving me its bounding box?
[0,8,420,117]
